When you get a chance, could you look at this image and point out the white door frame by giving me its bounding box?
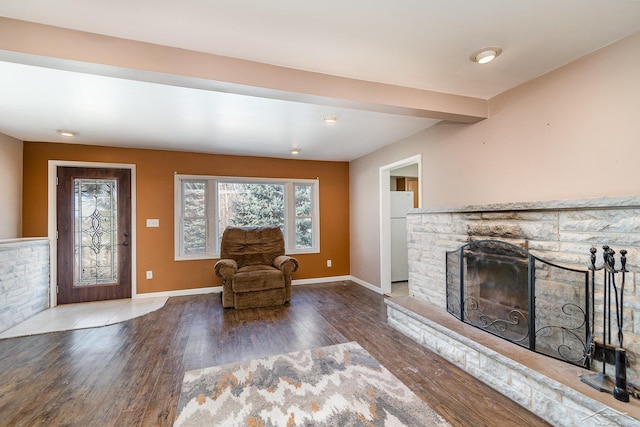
[47,160,137,307]
[379,154,421,294]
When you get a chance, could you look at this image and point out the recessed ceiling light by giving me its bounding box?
[290,148,301,155]
[57,129,76,137]
[470,47,503,64]
[323,115,338,123]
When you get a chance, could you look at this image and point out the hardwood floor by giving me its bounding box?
[0,281,550,426]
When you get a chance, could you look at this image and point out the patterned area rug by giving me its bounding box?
[175,341,450,426]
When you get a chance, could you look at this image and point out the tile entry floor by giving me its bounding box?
[0,296,168,339]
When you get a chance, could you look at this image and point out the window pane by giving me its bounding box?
[296,217,313,249]
[183,181,206,217]
[182,181,206,255]
[183,218,206,254]
[218,182,285,231]
[295,185,311,216]
[295,184,313,249]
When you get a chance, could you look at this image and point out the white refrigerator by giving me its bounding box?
[390,191,414,282]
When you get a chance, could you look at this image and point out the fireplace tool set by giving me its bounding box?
[580,245,635,402]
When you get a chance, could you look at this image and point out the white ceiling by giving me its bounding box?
[1,0,640,161]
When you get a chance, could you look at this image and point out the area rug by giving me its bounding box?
[174,341,450,426]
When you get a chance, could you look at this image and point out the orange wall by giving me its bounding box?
[23,142,349,294]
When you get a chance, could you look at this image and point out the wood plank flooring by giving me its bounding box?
[0,281,550,426]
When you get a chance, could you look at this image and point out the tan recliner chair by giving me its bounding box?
[214,225,298,309]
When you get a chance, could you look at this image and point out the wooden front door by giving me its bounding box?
[56,167,132,304]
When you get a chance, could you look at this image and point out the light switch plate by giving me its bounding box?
[146,218,159,227]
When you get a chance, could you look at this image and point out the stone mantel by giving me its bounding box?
[409,194,640,214]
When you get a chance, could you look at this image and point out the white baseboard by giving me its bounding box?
[295,275,384,295]
[292,275,351,286]
[133,275,383,298]
[347,276,384,294]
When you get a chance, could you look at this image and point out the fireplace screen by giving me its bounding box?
[446,240,590,367]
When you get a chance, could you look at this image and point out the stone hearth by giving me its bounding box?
[386,195,640,426]
[386,296,639,426]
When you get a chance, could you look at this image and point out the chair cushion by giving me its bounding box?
[220,226,285,269]
[232,265,285,293]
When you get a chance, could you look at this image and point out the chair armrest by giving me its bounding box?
[273,255,298,275]
[214,259,238,279]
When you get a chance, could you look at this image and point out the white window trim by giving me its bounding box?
[175,174,320,260]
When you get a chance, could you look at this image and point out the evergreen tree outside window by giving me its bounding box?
[218,182,285,231]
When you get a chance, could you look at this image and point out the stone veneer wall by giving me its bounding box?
[0,238,50,333]
[406,195,640,385]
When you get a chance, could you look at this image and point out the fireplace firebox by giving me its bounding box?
[446,240,590,367]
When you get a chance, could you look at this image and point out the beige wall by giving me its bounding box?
[350,31,640,288]
[0,133,22,239]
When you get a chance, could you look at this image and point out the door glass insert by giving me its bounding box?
[74,178,118,286]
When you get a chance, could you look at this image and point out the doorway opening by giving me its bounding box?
[379,155,421,295]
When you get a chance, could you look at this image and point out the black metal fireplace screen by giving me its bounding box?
[446,240,590,367]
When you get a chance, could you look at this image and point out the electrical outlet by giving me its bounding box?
[146,270,153,279]
[146,218,160,227]
[327,259,332,267]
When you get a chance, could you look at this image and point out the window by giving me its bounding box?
[175,175,319,259]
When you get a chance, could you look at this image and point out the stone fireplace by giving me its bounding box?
[385,195,640,426]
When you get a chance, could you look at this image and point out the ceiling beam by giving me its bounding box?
[0,17,487,123]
